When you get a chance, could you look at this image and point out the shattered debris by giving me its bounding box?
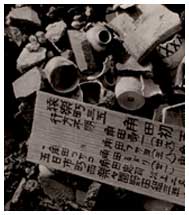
[115,76,146,111]
[144,198,174,211]
[110,4,182,62]
[86,23,112,52]
[162,102,185,127]
[17,46,47,73]
[45,20,67,43]
[4,4,185,211]
[5,26,23,47]
[68,30,97,73]
[13,66,42,98]
[6,6,41,26]
[44,56,79,93]
[156,33,185,70]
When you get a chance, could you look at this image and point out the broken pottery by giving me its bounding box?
[45,20,67,43]
[174,57,185,89]
[17,47,47,73]
[110,4,181,62]
[68,30,97,74]
[80,80,105,104]
[115,76,145,111]
[156,33,185,70]
[86,23,112,52]
[44,56,79,94]
[13,67,42,99]
[6,6,41,26]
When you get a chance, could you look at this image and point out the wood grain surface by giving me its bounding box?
[27,91,185,205]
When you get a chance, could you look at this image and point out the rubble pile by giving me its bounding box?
[4,4,185,211]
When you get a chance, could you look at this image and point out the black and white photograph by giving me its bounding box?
[4,3,185,211]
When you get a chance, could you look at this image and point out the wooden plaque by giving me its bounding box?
[27,91,185,205]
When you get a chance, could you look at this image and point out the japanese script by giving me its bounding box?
[27,91,185,206]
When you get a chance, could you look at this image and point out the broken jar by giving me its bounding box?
[86,23,112,52]
[44,56,79,94]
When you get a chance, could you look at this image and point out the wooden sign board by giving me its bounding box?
[27,91,185,206]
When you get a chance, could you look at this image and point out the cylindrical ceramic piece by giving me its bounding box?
[86,24,112,52]
[80,80,105,104]
[44,56,79,94]
[115,76,145,111]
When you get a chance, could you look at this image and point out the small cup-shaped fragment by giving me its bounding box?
[86,24,112,52]
[80,80,105,104]
[44,56,79,94]
[115,76,145,111]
